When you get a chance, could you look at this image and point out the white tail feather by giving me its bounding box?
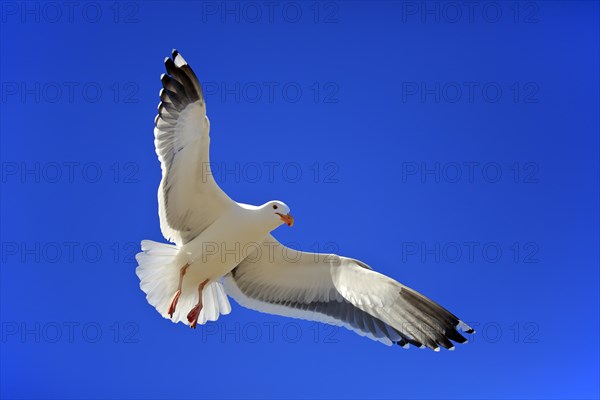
[135,240,231,326]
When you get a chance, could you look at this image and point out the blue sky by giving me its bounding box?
[1,1,599,399]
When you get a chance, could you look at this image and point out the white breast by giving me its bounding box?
[176,206,270,291]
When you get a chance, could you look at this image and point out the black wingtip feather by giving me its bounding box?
[446,327,468,344]
[162,56,201,103]
[436,335,454,350]
[465,327,475,334]
[164,58,176,72]
[161,74,189,101]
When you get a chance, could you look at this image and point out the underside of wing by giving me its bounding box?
[154,50,233,245]
[224,235,474,350]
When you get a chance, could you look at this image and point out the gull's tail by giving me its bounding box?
[135,240,231,326]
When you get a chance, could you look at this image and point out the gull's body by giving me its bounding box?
[136,50,474,349]
[174,204,274,292]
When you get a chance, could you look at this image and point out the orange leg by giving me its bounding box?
[168,263,189,318]
[187,279,209,329]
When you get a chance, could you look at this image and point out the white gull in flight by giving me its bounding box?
[136,50,474,350]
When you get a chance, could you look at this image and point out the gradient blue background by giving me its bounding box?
[1,1,599,399]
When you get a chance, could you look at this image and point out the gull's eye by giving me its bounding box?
[273,205,278,210]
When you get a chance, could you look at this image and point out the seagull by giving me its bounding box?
[136,50,474,350]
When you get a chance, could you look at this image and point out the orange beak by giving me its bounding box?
[276,213,294,227]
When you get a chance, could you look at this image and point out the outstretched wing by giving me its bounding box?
[224,235,474,350]
[154,50,234,245]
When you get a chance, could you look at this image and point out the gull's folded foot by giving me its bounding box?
[168,263,190,319]
[187,303,202,329]
[187,279,209,329]
[168,289,181,318]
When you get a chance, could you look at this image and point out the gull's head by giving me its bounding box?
[261,200,294,228]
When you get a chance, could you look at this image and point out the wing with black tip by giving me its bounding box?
[224,235,474,350]
[154,50,234,245]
